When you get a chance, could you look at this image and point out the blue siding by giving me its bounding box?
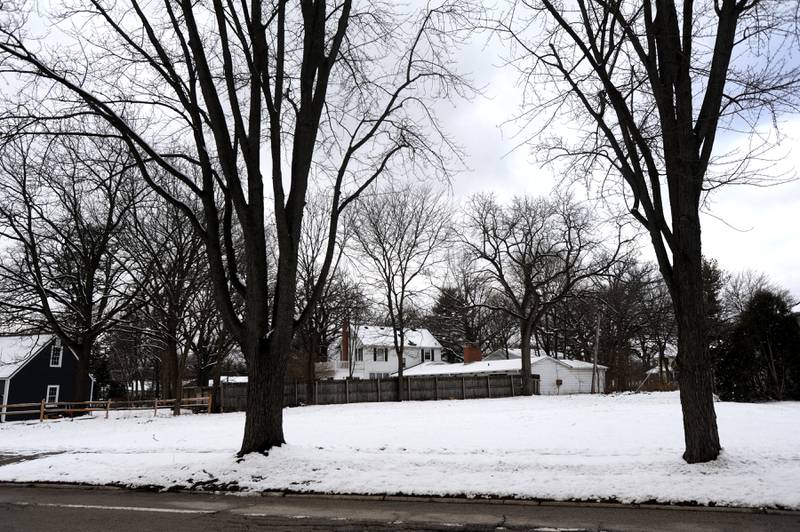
[6,340,92,406]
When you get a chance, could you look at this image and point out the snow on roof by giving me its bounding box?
[0,334,54,379]
[556,358,603,370]
[354,325,441,349]
[207,375,248,386]
[398,355,606,377]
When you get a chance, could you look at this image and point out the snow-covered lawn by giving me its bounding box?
[0,392,798,509]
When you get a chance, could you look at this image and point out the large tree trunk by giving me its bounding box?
[520,320,534,395]
[672,212,721,464]
[239,330,289,455]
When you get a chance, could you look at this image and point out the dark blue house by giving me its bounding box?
[0,334,94,422]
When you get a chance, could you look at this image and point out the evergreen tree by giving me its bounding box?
[714,290,800,401]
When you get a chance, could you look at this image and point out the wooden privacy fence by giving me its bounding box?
[1,396,212,422]
[218,374,540,412]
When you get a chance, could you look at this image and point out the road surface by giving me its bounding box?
[0,484,798,531]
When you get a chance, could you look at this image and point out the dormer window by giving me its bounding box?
[50,339,63,368]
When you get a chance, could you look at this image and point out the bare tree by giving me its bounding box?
[461,194,628,395]
[497,0,800,462]
[723,269,791,318]
[0,1,475,453]
[426,251,518,361]
[124,193,210,413]
[0,129,142,401]
[351,184,451,400]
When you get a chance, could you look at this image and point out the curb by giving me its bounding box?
[1,481,798,515]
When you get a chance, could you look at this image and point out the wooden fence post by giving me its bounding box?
[207,394,213,413]
[345,379,350,404]
[220,383,225,413]
[407,377,411,401]
[294,382,299,406]
[461,376,466,400]
[105,399,111,419]
[434,376,439,400]
[314,381,318,405]
[510,374,515,396]
[377,378,381,402]
[39,399,45,422]
[487,375,491,398]
[154,398,158,417]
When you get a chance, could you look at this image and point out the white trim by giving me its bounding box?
[6,338,80,380]
[1,378,9,423]
[50,339,63,368]
[46,384,60,406]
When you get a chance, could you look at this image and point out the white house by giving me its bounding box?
[399,355,606,395]
[338,324,443,379]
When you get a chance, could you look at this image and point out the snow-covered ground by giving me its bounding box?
[0,392,798,509]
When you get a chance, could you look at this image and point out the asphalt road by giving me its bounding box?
[0,484,798,532]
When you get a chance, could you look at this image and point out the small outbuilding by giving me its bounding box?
[401,354,606,395]
[0,334,94,422]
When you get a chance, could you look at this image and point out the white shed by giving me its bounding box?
[401,355,606,395]
[532,356,605,395]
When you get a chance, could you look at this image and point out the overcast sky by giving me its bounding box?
[436,32,800,300]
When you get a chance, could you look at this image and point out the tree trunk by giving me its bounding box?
[74,342,91,402]
[161,312,179,401]
[173,360,183,416]
[305,332,319,405]
[239,332,288,455]
[520,320,534,395]
[211,353,223,414]
[672,216,721,464]
[396,346,405,401]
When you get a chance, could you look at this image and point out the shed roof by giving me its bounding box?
[0,334,54,379]
[397,355,606,377]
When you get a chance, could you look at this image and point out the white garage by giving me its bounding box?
[401,355,607,395]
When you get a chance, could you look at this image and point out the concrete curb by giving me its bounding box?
[1,480,798,515]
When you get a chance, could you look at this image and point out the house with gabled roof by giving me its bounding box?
[338,324,443,379]
[0,334,94,422]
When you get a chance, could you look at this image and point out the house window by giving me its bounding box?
[355,348,363,362]
[422,349,433,362]
[50,339,63,368]
[373,347,388,362]
[46,385,59,406]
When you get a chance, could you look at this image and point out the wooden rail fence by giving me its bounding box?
[0,396,212,422]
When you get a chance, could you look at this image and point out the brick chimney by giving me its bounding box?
[463,342,482,364]
[341,320,350,362]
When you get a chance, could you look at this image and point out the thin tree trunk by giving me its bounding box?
[520,320,534,395]
[396,346,405,402]
[211,351,224,414]
[173,360,183,416]
[305,332,319,405]
[74,343,91,402]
